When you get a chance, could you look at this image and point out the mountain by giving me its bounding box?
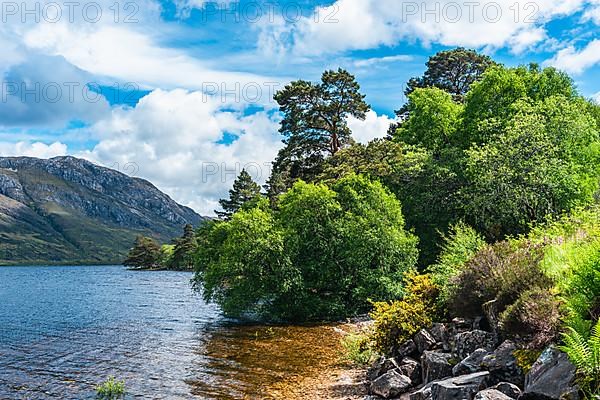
[0,156,205,265]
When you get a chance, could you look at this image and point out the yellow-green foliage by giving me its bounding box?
[96,376,125,399]
[513,349,542,375]
[370,272,438,355]
[341,331,377,366]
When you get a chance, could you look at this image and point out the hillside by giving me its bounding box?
[0,156,205,265]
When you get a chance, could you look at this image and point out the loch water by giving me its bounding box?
[0,265,341,399]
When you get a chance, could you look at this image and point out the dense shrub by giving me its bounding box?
[448,240,552,317]
[194,174,419,322]
[370,272,438,355]
[500,288,564,348]
[341,331,377,366]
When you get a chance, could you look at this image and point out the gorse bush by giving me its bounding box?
[369,272,438,355]
[194,174,419,321]
[96,376,125,399]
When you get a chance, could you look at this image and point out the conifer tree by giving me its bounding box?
[216,170,262,220]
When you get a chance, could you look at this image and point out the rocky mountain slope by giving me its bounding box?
[0,156,205,265]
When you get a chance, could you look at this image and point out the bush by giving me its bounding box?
[96,376,125,399]
[194,174,419,322]
[369,272,438,355]
[341,331,377,366]
[428,222,485,312]
[500,288,564,348]
[448,240,552,317]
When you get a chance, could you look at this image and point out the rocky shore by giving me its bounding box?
[363,317,579,400]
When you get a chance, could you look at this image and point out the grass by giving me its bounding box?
[96,376,125,399]
[341,332,377,366]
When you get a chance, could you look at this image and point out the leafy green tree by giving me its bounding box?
[461,96,600,239]
[169,224,198,270]
[320,139,463,266]
[216,169,262,220]
[461,64,576,146]
[194,174,418,321]
[195,208,294,317]
[267,69,370,197]
[123,236,162,269]
[395,88,463,153]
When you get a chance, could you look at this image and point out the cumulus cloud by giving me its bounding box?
[347,110,395,144]
[0,141,68,158]
[545,40,600,74]
[258,0,586,56]
[78,89,283,215]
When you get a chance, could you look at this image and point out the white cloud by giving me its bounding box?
[545,40,600,74]
[24,24,284,105]
[259,0,586,56]
[77,89,283,215]
[347,111,394,144]
[354,55,414,68]
[0,141,68,158]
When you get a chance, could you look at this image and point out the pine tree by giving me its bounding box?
[266,69,370,198]
[216,170,262,220]
[169,224,198,270]
[123,236,162,269]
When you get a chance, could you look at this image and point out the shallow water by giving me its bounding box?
[0,265,344,399]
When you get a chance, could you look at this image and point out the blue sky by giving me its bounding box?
[0,0,599,214]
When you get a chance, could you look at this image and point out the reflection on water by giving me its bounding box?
[190,324,347,399]
[0,265,346,399]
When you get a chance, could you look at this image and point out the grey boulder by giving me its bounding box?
[481,340,524,386]
[455,330,497,359]
[474,388,514,400]
[421,351,454,383]
[491,382,521,399]
[521,347,579,400]
[370,370,412,399]
[453,348,489,376]
[414,329,437,354]
[430,371,490,400]
[399,357,421,383]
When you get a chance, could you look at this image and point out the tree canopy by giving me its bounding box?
[267,69,370,198]
[194,174,418,321]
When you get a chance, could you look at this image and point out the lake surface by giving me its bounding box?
[0,265,346,399]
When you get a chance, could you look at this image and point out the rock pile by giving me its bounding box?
[365,318,579,400]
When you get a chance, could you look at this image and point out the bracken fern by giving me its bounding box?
[561,319,600,397]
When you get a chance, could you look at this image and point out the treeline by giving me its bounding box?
[193,48,600,321]
[124,224,197,270]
